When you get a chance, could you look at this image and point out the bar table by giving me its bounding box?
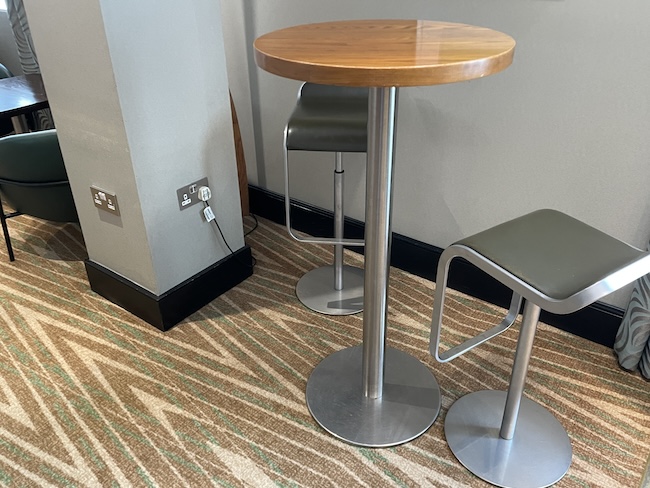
[255,19,515,447]
[0,74,48,133]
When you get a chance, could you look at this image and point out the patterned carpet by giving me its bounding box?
[0,213,648,487]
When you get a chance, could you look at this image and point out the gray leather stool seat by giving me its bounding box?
[429,209,650,488]
[286,91,368,152]
[284,83,368,315]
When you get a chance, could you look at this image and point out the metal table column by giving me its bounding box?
[305,87,441,447]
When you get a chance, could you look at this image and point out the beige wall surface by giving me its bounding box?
[223,1,650,308]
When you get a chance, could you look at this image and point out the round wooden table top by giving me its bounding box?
[254,20,516,87]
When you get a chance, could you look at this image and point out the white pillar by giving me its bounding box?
[22,0,250,328]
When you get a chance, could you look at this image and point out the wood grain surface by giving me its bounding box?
[254,20,515,87]
[0,74,48,118]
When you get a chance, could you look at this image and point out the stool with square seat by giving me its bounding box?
[429,209,650,488]
[283,82,368,315]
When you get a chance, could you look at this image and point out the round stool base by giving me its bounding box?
[306,345,441,447]
[445,390,572,488]
[296,265,364,315]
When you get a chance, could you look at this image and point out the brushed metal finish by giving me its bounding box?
[362,86,397,399]
[501,300,540,439]
[445,390,572,488]
[283,121,364,248]
[334,152,344,290]
[430,247,523,361]
[306,345,441,447]
[296,265,364,315]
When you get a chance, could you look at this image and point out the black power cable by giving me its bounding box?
[198,186,257,269]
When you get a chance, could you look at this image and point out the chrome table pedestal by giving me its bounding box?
[255,19,516,449]
[306,345,440,447]
[305,87,441,447]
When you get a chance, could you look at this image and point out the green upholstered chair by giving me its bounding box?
[429,209,650,488]
[0,129,79,261]
[0,62,12,79]
[283,82,368,315]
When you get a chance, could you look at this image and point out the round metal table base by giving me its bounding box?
[306,345,441,447]
[444,390,572,488]
[295,265,364,315]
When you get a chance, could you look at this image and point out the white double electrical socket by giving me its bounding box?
[90,185,120,216]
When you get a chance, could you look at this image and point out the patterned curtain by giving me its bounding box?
[614,242,650,379]
[6,0,54,130]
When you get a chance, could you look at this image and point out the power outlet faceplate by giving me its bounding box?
[177,177,208,211]
[91,186,120,216]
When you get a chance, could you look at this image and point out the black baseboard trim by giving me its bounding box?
[85,246,253,331]
[249,184,624,347]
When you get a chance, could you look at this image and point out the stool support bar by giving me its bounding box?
[362,86,397,398]
[334,152,344,290]
[501,299,540,440]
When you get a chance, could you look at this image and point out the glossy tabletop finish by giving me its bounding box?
[0,74,48,118]
[254,20,516,87]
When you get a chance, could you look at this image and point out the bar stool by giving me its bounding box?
[429,209,650,488]
[284,83,368,315]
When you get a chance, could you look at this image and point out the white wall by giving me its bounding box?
[224,0,650,308]
[22,0,244,295]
